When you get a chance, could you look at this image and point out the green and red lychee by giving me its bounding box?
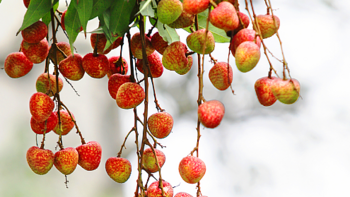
[230,29,261,56]
[82,53,109,78]
[235,41,261,73]
[76,141,102,171]
[255,14,280,39]
[130,33,155,59]
[148,112,174,139]
[175,192,193,197]
[254,76,278,106]
[107,56,128,78]
[116,82,145,109]
[4,52,33,78]
[228,11,250,37]
[183,0,209,15]
[147,180,174,197]
[54,147,79,175]
[21,38,49,64]
[108,74,131,100]
[186,29,215,54]
[162,41,192,73]
[26,146,54,175]
[36,73,63,97]
[209,62,233,91]
[59,53,85,81]
[179,156,206,184]
[198,100,225,128]
[157,0,183,24]
[49,42,72,65]
[209,2,239,32]
[30,112,58,134]
[142,148,166,173]
[29,92,55,122]
[151,32,169,55]
[105,157,132,183]
[271,78,300,104]
[21,21,48,43]
[168,10,195,29]
[53,110,75,136]
[136,52,164,78]
[175,55,193,75]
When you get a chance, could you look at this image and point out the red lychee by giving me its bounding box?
[36,73,63,97]
[105,157,132,183]
[82,53,109,78]
[179,156,206,184]
[209,2,239,32]
[53,110,75,136]
[4,52,33,78]
[29,92,55,122]
[209,62,233,91]
[147,180,174,197]
[130,33,155,59]
[142,148,166,173]
[116,82,145,109]
[76,141,102,171]
[136,52,164,78]
[108,74,131,100]
[30,111,58,134]
[21,38,49,64]
[54,147,79,175]
[198,100,225,128]
[26,146,54,175]
[148,112,174,139]
[254,76,278,106]
[59,53,85,81]
[21,21,48,43]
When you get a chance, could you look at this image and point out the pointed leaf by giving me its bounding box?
[136,0,154,17]
[72,0,93,32]
[65,3,82,54]
[110,0,137,37]
[156,21,180,44]
[90,0,113,19]
[18,0,52,33]
[42,1,59,25]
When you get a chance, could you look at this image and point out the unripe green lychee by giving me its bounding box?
[235,41,261,73]
[157,0,183,24]
[186,29,215,54]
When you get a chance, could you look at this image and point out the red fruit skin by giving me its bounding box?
[198,100,225,128]
[107,56,128,78]
[112,37,123,49]
[183,0,210,15]
[49,42,72,65]
[59,54,85,81]
[30,112,58,134]
[116,82,145,109]
[151,32,169,55]
[209,62,233,91]
[4,52,33,78]
[29,92,55,122]
[90,33,113,54]
[254,77,278,106]
[168,10,195,29]
[179,156,206,184]
[61,10,83,31]
[21,21,48,43]
[131,33,155,59]
[136,52,164,78]
[175,55,193,75]
[21,38,49,64]
[108,74,131,99]
[36,73,63,97]
[76,141,102,171]
[26,146,54,175]
[175,192,193,197]
[147,180,174,197]
[53,110,75,135]
[82,53,109,78]
[54,147,79,175]
[230,29,261,57]
[255,14,280,39]
[148,112,174,139]
[23,0,30,8]
[105,157,132,183]
[142,148,166,173]
[209,2,239,32]
[162,41,189,72]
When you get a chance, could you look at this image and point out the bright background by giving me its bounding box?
[0,0,350,196]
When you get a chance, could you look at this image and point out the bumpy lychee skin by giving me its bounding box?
[209,2,239,32]
[131,33,155,59]
[198,100,225,128]
[54,147,79,175]
[107,56,128,77]
[30,112,58,134]
[168,10,195,29]
[151,32,169,55]
[179,156,206,184]
[255,14,280,39]
[209,62,233,91]
[136,52,164,78]
[90,33,114,54]
[183,0,209,15]
[162,41,189,72]
[49,42,72,65]
[36,73,63,97]
[76,141,102,171]
[4,52,33,78]
[108,74,131,99]
[148,112,174,139]
[254,76,278,106]
[21,21,48,43]
[59,54,85,81]
[29,92,55,122]
[116,82,145,109]
[175,55,193,75]
[21,38,49,64]
[175,192,193,197]
[186,29,215,54]
[230,29,261,57]
[142,148,166,173]
[147,180,174,197]
[271,78,300,104]
[53,110,75,136]
[235,41,261,73]
[82,53,109,78]
[157,0,183,24]
[105,157,132,183]
[228,11,250,37]
[26,146,54,175]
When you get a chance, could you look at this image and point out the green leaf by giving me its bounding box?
[72,0,93,32]
[137,0,154,17]
[98,10,121,51]
[65,2,82,55]
[41,1,59,25]
[17,0,53,33]
[90,0,113,19]
[109,0,137,37]
[156,21,180,44]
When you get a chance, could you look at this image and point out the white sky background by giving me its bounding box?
[0,0,350,196]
